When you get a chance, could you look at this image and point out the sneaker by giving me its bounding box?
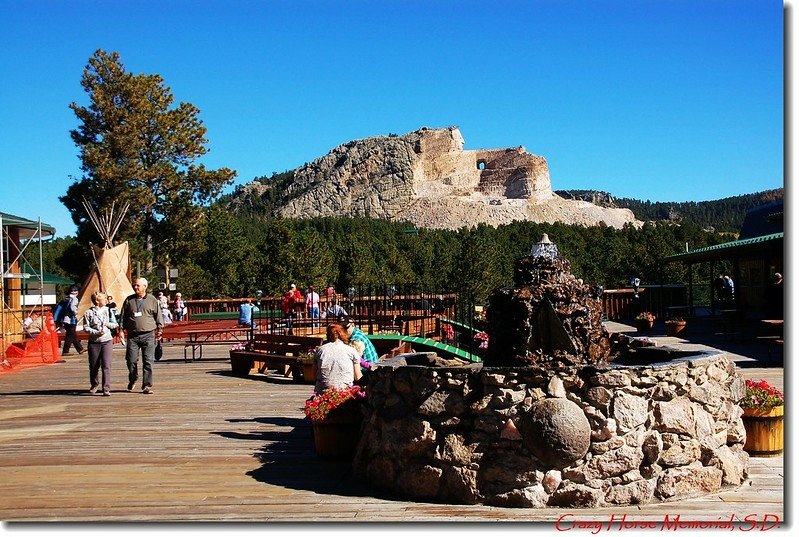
[102,390,111,396]
[88,386,98,394]
[127,381,135,392]
[142,386,153,394]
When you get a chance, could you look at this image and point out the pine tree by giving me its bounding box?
[61,49,236,270]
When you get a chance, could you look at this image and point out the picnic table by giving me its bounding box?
[182,326,252,362]
[758,319,784,358]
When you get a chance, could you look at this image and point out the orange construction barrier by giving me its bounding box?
[1,312,61,375]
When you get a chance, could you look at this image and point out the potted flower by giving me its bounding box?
[473,331,489,349]
[303,385,366,458]
[740,379,784,456]
[297,350,316,384]
[664,317,687,337]
[635,311,655,331]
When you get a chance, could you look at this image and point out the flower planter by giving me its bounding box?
[311,412,362,459]
[636,319,654,332]
[301,363,316,384]
[664,320,687,337]
[742,405,784,457]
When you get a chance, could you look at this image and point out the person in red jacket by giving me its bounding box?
[281,283,303,333]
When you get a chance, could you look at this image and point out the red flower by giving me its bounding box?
[742,379,783,411]
[473,331,489,350]
[442,323,455,341]
[303,385,366,423]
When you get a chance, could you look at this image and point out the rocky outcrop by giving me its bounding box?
[272,127,639,230]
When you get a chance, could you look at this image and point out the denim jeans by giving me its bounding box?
[308,306,320,327]
[125,331,156,389]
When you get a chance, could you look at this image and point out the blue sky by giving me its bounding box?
[0,0,785,238]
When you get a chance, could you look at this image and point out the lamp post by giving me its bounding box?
[254,289,263,339]
[630,277,641,318]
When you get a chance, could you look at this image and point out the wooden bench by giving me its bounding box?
[228,333,324,380]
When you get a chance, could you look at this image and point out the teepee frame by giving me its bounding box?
[76,199,134,318]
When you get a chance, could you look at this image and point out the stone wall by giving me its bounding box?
[353,352,749,508]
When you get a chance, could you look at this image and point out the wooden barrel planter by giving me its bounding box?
[664,320,687,337]
[301,363,317,384]
[311,412,362,459]
[742,405,784,456]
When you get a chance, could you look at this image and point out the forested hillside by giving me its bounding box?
[45,214,731,305]
[48,188,779,303]
[557,188,783,233]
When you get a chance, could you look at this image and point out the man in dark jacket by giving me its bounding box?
[121,278,163,394]
[61,286,85,356]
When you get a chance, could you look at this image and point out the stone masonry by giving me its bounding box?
[353,352,749,508]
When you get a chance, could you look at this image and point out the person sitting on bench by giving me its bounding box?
[314,323,361,394]
[322,296,348,319]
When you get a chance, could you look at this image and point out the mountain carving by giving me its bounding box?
[234,127,640,230]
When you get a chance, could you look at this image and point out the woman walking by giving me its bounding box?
[83,291,119,396]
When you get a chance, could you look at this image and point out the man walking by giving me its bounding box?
[121,278,163,394]
[60,286,85,356]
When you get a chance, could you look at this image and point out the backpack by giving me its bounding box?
[53,297,69,327]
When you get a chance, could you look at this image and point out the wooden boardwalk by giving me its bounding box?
[0,343,784,524]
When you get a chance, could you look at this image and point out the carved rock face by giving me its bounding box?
[518,398,591,468]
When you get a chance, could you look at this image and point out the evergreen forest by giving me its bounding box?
[43,212,748,305]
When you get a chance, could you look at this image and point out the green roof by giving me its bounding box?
[664,232,783,263]
[367,333,482,362]
[0,211,56,238]
[20,264,75,285]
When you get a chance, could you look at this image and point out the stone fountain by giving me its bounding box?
[353,235,749,507]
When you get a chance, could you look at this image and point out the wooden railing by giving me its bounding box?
[183,293,457,319]
[601,285,688,321]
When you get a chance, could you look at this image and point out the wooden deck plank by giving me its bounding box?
[0,343,784,523]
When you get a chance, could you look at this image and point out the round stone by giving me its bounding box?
[519,398,591,467]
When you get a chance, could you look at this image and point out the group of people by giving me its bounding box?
[312,319,379,395]
[155,291,186,324]
[279,283,349,331]
[54,279,378,397]
[58,278,164,396]
[714,274,736,305]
